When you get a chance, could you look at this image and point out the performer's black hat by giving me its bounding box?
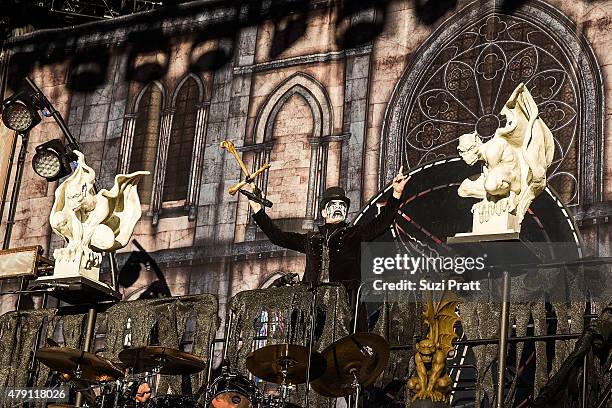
[320,186,350,209]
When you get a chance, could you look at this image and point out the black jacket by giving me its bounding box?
[252,195,401,286]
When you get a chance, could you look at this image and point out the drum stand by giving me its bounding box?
[348,283,366,408]
[112,379,124,408]
[95,380,113,408]
[304,283,319,408]
[148,360,164,399]
[278,358,293,407]
[104,366,155,408]
[348,369,361,408]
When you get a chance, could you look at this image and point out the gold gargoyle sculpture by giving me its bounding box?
[407,291,460,403]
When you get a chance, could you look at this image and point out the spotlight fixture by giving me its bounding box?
[1,88,42,133]
[32,139,76,181]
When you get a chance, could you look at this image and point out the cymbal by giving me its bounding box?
[311,333,390,397]
[118,346,206,375]
[246,344,326,385]
[36,347,124,382]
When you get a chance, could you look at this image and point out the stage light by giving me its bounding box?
[1,92,41,132]
[32,139,76,181]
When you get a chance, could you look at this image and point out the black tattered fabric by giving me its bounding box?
[0,294,219,396]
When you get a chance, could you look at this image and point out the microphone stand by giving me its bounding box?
[349,283,367,408]
[304,282,318,408]
[198,307,234,406]
[303,281,342,408]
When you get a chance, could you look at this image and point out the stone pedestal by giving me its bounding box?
[450,197,519,242]
[471,197,518,234]
[38,250,102,282]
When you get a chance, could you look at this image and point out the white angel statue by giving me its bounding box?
[48,151,149,281]
[456,83,554,233]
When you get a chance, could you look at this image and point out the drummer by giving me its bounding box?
[248,167,409,305]
[135,383,152,404]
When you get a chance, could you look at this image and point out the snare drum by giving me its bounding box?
[207,373,259,408]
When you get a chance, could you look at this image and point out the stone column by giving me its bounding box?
[323,132,349,193]
[195,22,257,246]
[340,45,373,217]
[244,142,272,241]
[304,136,323,229]
[186,103,209,221]
[119,114,136,173]
[151,109,174,225]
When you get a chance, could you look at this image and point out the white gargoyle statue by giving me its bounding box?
[456,83,554,234]
[48,151,149,281]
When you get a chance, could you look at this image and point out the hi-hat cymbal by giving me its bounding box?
[246,344,326,385]
[118,346,206,375]
[36,347,124,382]
[311,333,390,397]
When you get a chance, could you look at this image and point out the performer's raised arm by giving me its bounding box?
[356,166,409,241]
[249,188,308,253]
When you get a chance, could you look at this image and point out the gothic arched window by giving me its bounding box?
[266,92,314,220]
[130,83,163,205]
[163,77,199,202]
[382,1,603,206]
[243,73,334,238]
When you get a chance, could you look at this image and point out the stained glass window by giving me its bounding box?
[399,14,579,204]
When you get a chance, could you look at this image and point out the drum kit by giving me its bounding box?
[37,332,390,408]
[39,345,207,408]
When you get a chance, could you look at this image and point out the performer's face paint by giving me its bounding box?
[323,200,348,224]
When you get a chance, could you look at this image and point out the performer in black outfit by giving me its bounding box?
[247,167,409,294]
